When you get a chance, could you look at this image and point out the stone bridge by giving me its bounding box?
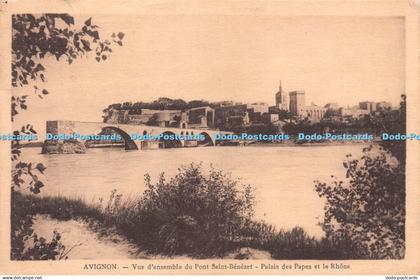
[46,120,234,150]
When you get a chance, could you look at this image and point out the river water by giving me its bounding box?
[22,144,367,238]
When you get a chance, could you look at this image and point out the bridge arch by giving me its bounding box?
[101,126,138,150]
[159,131,182,149]
[197,132,214,146]
[214,133,230,146]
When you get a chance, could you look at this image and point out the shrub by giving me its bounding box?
[19,161,391,259]
[11,192,66,260]
[135,163,255,257]
[314,146,405,259]
[21,231,67,260]
[239,221,364,259]
[314,95,406,259]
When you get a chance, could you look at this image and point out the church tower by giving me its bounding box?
[275,80,288,111]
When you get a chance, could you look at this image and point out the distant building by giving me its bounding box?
[376,101,392,111]
[214,103,268,129]
[339,107,369,119]
[324,103,340,110]
[246,103,269,114]
[300,103,327,123]
[268,106,281,114]
[107,109,129,124]
[262,113,280,123]
[323,103,341,117]
[188,106,215,129]
[275,81,289,111]
[179,111,189,129]
[289,91,306,116]
[211,101,241,107]
[214,104,248,129]
[271,119,287,133]
[152,110,183,127]
[359,101,377,113]
[126,109,162,125]
[106,108,185,127]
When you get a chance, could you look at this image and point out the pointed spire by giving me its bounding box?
[279,80,282,91]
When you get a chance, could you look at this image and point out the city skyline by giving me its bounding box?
[12,15,404,136]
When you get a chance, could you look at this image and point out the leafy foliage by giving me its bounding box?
[10,13,124,260]
[314,147,405,259]
[12,14,124,119]
[11,192,66,260]
[12,164,256,258]
[19,173,368,259]
[11,13,124,192]
[314,96,406,259]
[238,219,366,259]
[136,163,254,256]
[21,231,66,260]
[373,95,406,164]
[18,160,398,259]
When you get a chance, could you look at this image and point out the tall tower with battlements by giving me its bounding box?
[289,91,306,116]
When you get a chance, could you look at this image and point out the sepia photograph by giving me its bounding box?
[0,0,419,277]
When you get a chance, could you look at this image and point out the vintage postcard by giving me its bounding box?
[0,0,419,276]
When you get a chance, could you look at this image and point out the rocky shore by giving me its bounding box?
[41,140,86,154]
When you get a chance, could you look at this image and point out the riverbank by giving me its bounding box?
[31,214,143,259]
[31,214,273,260]
[20,139,378,149]
[247,140,376,147]
[13,191,361,260]
[19,145,369,238]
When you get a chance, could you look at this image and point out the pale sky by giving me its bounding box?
[13,15,405,135]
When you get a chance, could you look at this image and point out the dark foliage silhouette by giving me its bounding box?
[314,96,406,259]
[11,13,124,260]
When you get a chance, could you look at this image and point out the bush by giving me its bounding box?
[239,221,364,259]
[20,161,396,259]
[314,95,406,259]
[11,192,67,260]
[314,146,405,259]
[135,163,254,257]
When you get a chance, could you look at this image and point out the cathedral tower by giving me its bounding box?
[275,80,288,111]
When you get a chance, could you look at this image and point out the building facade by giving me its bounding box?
[300,104,327,123]
[188,106,215,129]
[214,103,269,129]
[339,107,370,119]
[359,101,377,113]
[289,91,306,116]
[376,101,392,111]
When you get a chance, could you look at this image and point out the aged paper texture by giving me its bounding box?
[0,0,419,275]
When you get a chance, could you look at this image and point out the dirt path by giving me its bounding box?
[31,214,146,259]
[31,214,272,260]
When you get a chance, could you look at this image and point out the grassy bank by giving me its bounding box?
[13,163,365,259]
[14,192,362,259]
